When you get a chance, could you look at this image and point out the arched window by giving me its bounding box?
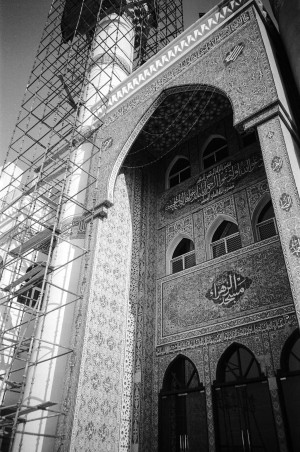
[214,344,279,452]
[203,137,228,169]
[216,344,262,383]
[171,238,195,273]
[162,356,201,392]
[211,221,241,258]
[281,329,300,373]
[168,158,191,188]
[278,330,300,452]
[159,356,208,451]
[256,200,277,241]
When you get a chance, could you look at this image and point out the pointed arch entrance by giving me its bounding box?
[213,344,279,452]
[159,355,208,452]
[277,329,300,452]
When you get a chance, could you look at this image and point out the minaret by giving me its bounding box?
[11,11,135,452]
[269,0,300,96]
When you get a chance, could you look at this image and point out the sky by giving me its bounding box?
[0,0,274,164]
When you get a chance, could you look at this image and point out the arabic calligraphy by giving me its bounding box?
[279,193,293,212]
[165,153,263,213]
[206,271,252,308]
[101,137,113,152]
[289,235,300,258]
[271,156,283,173]
[224,42,245,65]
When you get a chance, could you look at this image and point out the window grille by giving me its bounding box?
[169,159,191,188]
[211,232,241,258]
[171,251,196,273]
[203,137,228,169]
[257,218,277,241]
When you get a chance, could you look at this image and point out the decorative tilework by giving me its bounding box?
[103,7,276,208]
[257,117,300,325]
[67,172,135,452]
[166,216,193,246]
[105,1,253,113]
[234,189,254,246]
[203,346,215,451]
[246,179,270,215]
[156,314,297,357]
[193,210,206,264]
[157,239,293,345]
[157,228,166,279]
[53,6,299,452]
[268,378,289,452]
[157,243,292,343]
[203,196,236,230]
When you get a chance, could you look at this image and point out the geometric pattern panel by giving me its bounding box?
[69,173,134,452]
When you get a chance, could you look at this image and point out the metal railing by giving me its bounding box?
[171,250,196,273]
[211,232,242,258]
[257,218,277,241]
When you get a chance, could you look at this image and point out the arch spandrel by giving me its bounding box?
[94,5,277,208]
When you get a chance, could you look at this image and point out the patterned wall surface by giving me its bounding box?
[257,118,300,326]
[157,240,293,343]
[67,172,136,452]
[193,210,206,264]
[234,189,254,246]
[158,162,265,229]
[55,4,300,452]
[93,6,277,207]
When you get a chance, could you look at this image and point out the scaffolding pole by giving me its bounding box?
[0,0,183,450]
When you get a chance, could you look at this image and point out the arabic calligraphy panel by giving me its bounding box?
[160,241,292,339]
[206,270,252,308]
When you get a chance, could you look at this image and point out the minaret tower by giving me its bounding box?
[269,0,300,95]
[0,1,183,451]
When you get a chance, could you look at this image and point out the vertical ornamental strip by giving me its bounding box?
[257,116,300,326]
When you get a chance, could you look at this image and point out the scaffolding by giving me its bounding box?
[0,0,183,450]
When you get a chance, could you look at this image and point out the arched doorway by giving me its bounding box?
[213,344,279,452]
[278,329,300,451]
[159,355,208,452]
